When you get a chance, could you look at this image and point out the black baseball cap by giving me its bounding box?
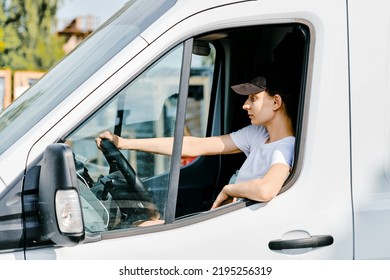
[231,76,267,95]
[231,70,291,96]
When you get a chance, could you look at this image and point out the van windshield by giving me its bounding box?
[0,0,176,155]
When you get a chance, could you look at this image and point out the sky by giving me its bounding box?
[56,0,128,30]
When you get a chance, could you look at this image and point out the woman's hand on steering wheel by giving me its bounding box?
[96,131,120,150]
[96,132,160,222]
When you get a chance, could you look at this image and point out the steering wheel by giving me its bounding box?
[99,139,159,220]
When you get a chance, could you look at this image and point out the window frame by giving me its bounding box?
[63,21,312,242]
[165,38,195,223]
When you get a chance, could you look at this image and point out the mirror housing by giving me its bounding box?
[38,143,84,246]
[193,40,211,56]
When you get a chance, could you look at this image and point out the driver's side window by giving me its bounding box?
[65,45,184,232]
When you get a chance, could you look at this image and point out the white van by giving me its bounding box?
[0,0,389,260]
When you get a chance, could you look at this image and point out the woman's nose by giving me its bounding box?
[242,102,250,110]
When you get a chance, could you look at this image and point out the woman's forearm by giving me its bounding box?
[98,131,239,157]
[223,179,277,202]
[211,164,290,209]
[119,135,238,157]
[118,137,175,156]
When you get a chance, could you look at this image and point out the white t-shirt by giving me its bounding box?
[230,125,295,183]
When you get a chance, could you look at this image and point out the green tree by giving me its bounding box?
[0,0,64,71]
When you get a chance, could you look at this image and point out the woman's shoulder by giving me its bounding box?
[273,136,295,149]
[231,124,269,142]
[230,125,268,148]
[241,124,268,135]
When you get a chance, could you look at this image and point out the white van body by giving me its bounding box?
[0,0,389,260]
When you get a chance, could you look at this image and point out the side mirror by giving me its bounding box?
[38,143,84,246]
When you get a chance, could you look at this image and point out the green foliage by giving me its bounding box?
[0,0,65,71]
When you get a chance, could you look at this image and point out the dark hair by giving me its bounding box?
[268,27,305,133]
[265,70,298,132]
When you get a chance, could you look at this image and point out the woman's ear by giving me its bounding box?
[273,94,283,110]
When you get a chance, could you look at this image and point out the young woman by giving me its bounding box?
[96,74,296,209]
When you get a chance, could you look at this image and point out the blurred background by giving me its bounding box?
[0,0,127,110]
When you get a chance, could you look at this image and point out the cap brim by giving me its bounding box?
[231,83,266,95]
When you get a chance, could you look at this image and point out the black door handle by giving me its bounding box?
[268,235,334,250]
